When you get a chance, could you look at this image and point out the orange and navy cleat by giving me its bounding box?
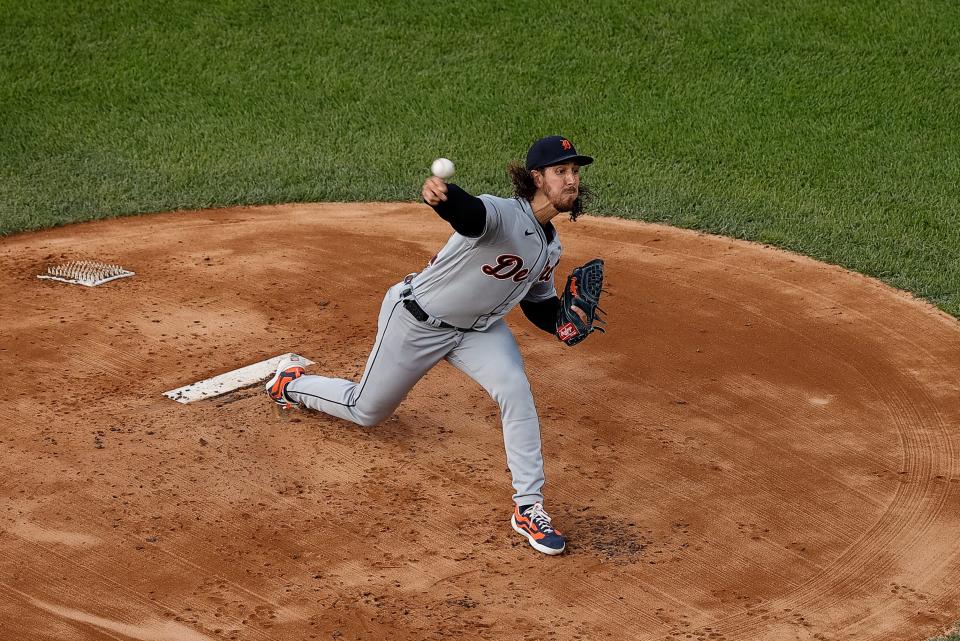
[511,503,566,555]
[265,355,306,409]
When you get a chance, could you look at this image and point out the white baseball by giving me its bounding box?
[431,157,455,179]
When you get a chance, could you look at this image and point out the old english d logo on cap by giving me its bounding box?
[526,135,594,170]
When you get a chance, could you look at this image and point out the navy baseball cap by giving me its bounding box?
[525,135,594,171]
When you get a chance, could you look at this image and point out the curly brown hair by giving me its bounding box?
[506,161,591,221]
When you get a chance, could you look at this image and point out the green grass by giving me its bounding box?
[1,0,958,316]
[931,622,960,641]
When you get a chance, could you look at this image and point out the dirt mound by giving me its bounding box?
[1,203,958,640]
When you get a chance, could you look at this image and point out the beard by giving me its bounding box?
[548,185,579,213]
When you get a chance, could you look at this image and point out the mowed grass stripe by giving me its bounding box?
[1,1,957,315]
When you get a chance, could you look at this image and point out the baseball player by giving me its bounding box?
[266,135,606,555]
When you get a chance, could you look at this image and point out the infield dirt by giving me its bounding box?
[1,203,959,641]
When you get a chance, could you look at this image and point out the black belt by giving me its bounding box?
[402,298,475,332]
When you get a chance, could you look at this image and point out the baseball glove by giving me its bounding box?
[556,258,606,346]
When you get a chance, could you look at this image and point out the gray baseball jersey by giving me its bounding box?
[410,195,562,330]
[285,193,562,506]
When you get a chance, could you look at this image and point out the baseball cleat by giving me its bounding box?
[265,355,306,409]
[511,503,566,555]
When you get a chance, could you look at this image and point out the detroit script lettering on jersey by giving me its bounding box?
[482,254,530,282]
[410,194,563,330]
[537,262,556,282]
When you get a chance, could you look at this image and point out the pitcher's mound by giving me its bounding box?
[1,203,958,641]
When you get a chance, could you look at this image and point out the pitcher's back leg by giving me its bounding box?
[286,284,458,426]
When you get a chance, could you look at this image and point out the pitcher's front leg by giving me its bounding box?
[445,321,545,506]
[445,322,567,555]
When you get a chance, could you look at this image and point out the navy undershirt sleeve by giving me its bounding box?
[426,183,486,237]
[520,297,561,335]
